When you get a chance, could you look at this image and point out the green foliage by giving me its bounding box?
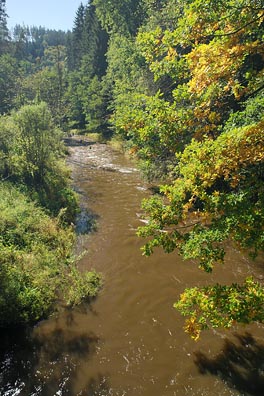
[11,24,69,62]
[19,46,68,126]
[81,4,108,78]
[106,34,148,96]
[175,278,264,341]
[64,70,86,129]
[105,32,177,177]
[136,0,264,140]
[0,103,79,221]
[93,0,146,36]
[31,160,79,223]
[131,0,264,338]
[70,3,85,70]
[223,92,264,131]
[65,268,102,307]
[138,114,264,336]
[138,106,264,261]
[112,92,184,179]
[13,102,63,184]
[0,54,19,114]
[0,0,8,55]
[0,114,17,177]
[82,75,108,132]
[0,183,102,327]
[65,2,109,132]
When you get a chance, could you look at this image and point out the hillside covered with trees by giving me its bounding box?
[0,0,263,338]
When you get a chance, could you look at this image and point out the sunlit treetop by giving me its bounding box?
[137,0,264,141]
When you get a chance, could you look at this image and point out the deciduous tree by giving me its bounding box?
[134,0,264,338]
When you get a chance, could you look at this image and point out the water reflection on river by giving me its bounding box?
[1,138,264,396]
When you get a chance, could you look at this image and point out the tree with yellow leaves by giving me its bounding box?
[135,0,264,338]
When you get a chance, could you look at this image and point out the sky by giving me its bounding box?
[6,0,82,32]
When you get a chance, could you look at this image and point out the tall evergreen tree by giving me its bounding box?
[93,0,146,36]
[0,0,9,54]
[82,2,108,78]
[70,2,85,70]
[66,1,109,131]
[13,25,30,60]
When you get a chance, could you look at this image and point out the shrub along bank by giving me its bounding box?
[0,103,101,327]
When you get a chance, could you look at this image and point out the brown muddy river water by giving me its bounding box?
[1,139,264,396]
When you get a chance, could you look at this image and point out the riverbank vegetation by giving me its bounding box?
[0,182,100,326]
[0,101,102,327]
[1,0,263,337]
[0,106,102,326]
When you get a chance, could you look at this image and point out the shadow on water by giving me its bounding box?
[79,374,112,396]
[76,207,99,235]
[0,316,102,396]
[194,332,264,396]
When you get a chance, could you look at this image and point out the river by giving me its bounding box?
[1,139,264,396]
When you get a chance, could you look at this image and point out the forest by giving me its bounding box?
[0,0,263,339]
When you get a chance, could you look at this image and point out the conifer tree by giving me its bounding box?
[0,0,9,54]
[70,2,85,69]
[82,2,108,78]
[93,0,146,36]
[66,1,109,131]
